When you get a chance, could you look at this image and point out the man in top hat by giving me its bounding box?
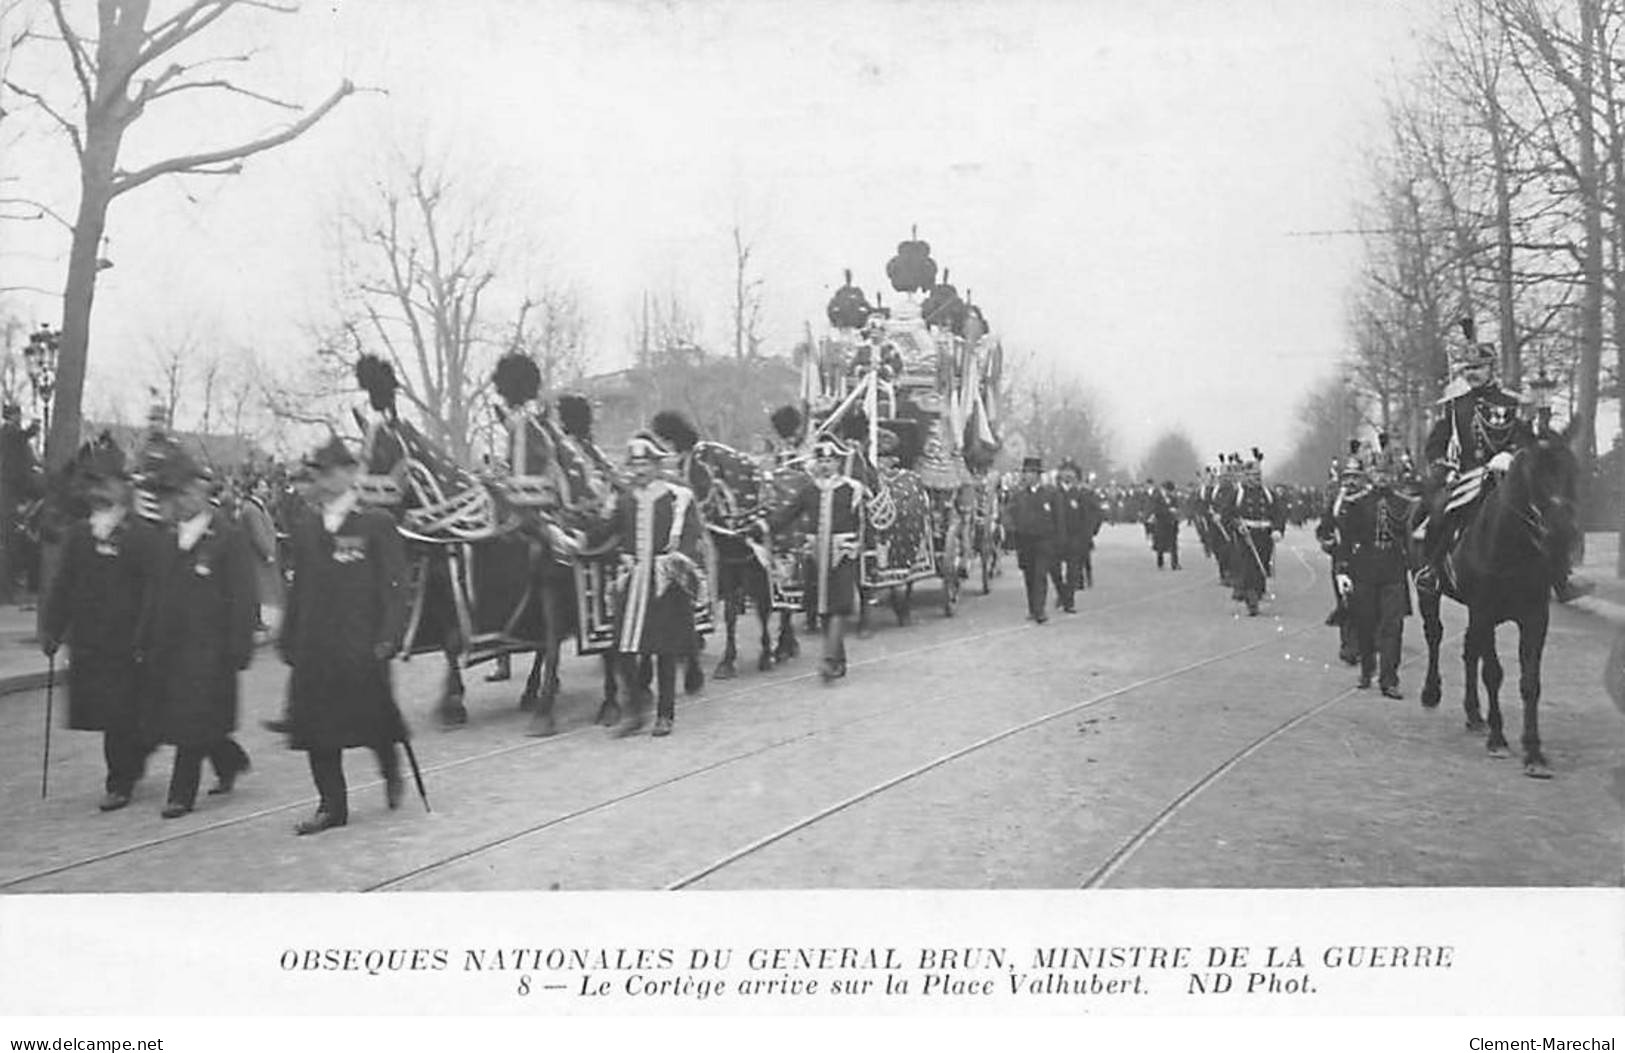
[1049,458,1101,612]
[1002,455,1058,623]
[771,436,868,680]
[40,437,162,812]
[1422,320,1591,602]
[141,447,256,819]
[604,430,705,737]
[279,436,410,835]
[1335,438,1417,698]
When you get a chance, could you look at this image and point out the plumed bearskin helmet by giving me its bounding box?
[492,353,542,409]
[650,410,700,453]
[770,405,803,443]
[355,355,398,414]
[556,394,593,440]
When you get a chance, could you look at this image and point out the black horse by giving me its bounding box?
[1415,426,1580,778]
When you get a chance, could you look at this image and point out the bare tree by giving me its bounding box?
[731,223,763,360]
[327,154,552,465]
[3,0,356,470]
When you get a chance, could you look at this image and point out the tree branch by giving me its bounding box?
[3,78,82,154]
[147,77,300,110]
[45,0,93,107]
[110,78,353,197]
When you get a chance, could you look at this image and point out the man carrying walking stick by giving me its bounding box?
[40,437,161,810]
[278,437,414,835]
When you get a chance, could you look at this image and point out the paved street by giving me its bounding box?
[1,525,1620,893]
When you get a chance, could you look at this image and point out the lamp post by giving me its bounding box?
[24,324,59,449]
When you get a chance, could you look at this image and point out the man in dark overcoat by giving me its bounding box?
[1001,455,1058,623]
[143,449,256,819]
[40,439,161,811]
[1049,458,1099,612]
[1335,445,1416,698]
[604,431,706,738]
[1147,481,1182,570]
[280,437,410,835]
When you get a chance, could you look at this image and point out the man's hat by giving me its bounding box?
[303,435,359,472]
[1056,458,1081,476]
[626,430,670,464]
[1452,317,1498,370]
[812,437,848,460]
[146,447,210,493]
[1021,455,1043,472]
[78,434,128,481]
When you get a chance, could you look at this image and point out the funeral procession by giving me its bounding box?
[0,0,1623,895]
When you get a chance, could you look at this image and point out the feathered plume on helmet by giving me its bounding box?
[650,410,700,453]
[492,353,542,409]
[355,355,399,415]
[770,404,803,443]
[1453,316,1497,369]
[556,394,593,440]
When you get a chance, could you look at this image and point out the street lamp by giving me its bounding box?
[24,323,58,444]
[1527,363,1559,435]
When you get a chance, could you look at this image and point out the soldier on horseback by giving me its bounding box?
[1419,319,1591,603]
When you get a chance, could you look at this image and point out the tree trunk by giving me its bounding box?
[1574,0,1603,562]
[1488,102,1519,385]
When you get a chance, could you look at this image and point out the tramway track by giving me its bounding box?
[1078,622,1468,889]
[2,573,1213,893]
[373,544,1325,891]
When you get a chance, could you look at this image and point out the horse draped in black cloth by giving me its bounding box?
[354,355,591,729]
[489,354,629,736]
[1413,422,1580,778]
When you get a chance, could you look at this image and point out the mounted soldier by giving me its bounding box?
[1335,436,1416,699]
[1420,318,1590,603]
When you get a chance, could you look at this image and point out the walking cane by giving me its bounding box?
[401,739,431,813]
[41,653,55,799]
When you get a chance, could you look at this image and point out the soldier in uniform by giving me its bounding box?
[1316,441,1368,667]
[40,438,161,812]
[142,449,257,819]
[605,431,706,737]
[1002,455,1058,623]
[1147,480,1182,570]
[1335,439,1416,698]
[771,437,867,680]
[1049,458,1099,612]
[280,437,411,835]
[1421,319,1591,602]
[1218,448,1283,616]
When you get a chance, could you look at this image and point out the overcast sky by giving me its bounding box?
[0,0,1427,467]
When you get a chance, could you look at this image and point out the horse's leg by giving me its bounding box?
[1482,621,1508,756]
[714,580,739,680]
[755,570,775,672]
[1519,605,1552,779]
[1461,613,1485,733]
[775,607,800,661]
[439,646,469,728]
[1420,586,1444,710]
[596,654,621,726]
[523,647,558,738]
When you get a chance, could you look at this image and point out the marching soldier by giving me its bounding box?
[1049,458,1099,612]
[1335,441,1416,698]
[40,438,161,812]
[771,437,867,680]
[142,449,256,819]
[1002,455,1057,623]
[1147,480,1182,570]
[605,431,706,737]
[1316,441,1368,667]
[1421,319,1591,602]
[1218,448,1283,617]
[279,437,411,835]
